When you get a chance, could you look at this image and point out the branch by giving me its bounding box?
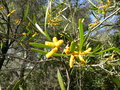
[91,8,120,31]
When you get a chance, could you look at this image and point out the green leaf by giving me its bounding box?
[31,48,47,54]
[78,19,84,51]
[31,48,69,57]
[33,13,37,24]
[111,77,120,87]
[70,41,77,53]
[19,85,24,90]
[29,43,52,48]
[24,4,29,20]
[12,78,23,90]
[114,48,120,52]
[95,47,115,54]
[57,69,66,90]
[0,42,3,49]
[53,53,69,57]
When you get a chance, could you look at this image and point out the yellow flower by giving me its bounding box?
[98,5,109,9]
[79,55,86,64]
[46,47,58,58]
[22,33,27,35]
[0,6,4,10]
[32,32,38,37]
[72,51,79,56]
[63,46,70,54]
[107,0,111,5]
[45,37,64,58]
[64,47,92,68]
[15,19,21,24]
[48,17,61,26]
[45,41,55,47]
[53,37,58,43]
[106,54,115,61]
[69,55,75,68]
[55,40,64,47]
[81,48,92,56]
[7,9,16,17]
[88,20,100,29]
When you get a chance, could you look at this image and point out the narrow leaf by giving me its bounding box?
[29,43,52,48]
[33,13,37,24]
[95,47,115,54]
[70,41,77,53]
[78,19,84,51]
[57,69,66,90]
[112,77,120,87]
[24,4,29,20]
[31,48,47,54]
[12,78,23,90]
[53,53,69,57]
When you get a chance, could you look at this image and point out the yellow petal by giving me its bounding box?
[79,55,86,64]
[15,19,21,24]
[7,9,16,17]
[53,37,58,43]
[55,40,64,47]
[72,51,79,56]
[32,32,38,37]
[63,46,70,54]
[81,48,92,55]
[46,47,58,58]
[69,55,75,68]
[45,41,55,47]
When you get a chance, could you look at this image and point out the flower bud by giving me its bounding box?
[55,40,64,47]
[45,41,55,47]
[46,47,58,58]
[53,37,58,43]
[63,47,70,54]
[69,55,75,68]
[81,48,92,55]
[79,55,86,64]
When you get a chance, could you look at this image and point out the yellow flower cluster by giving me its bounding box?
[88,20,99,29]
[48,18,61,26]
[15,19,21,24]
[7,9,16,17]
[64,47,92,68]
[98,0,111,14]
[45,37,64,58]
[47,13,61,26]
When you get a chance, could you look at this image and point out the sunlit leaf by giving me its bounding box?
[78,19,84,51]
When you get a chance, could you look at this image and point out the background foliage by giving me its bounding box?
[0,0,120,90]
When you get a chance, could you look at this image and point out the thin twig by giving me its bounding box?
[91,8,120,31]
